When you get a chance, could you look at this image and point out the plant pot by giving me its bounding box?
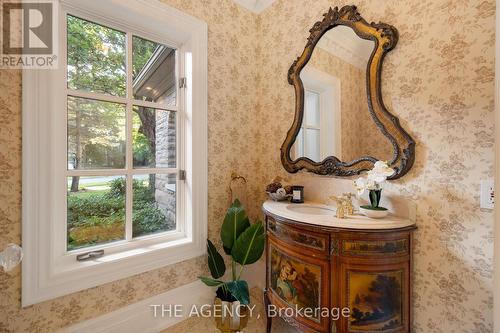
[360,205,389,219]
[214,297,249,333]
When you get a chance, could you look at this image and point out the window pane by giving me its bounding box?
[132,174,176,238]
[67,176,125,250]
[133,106,176,168]
[68,96,126,170]
[305,90,320,127]
[67,15,126,97]
[296,128,304,158]
[305,128,320,161]
[132,35,176,105]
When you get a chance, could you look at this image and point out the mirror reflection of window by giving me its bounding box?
[294,67,341,162]
[296,90,321,161]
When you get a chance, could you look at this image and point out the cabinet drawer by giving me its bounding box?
[340,238,409,257]
[267,217,329,253]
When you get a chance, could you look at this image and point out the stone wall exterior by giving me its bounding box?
[155,91,177,230]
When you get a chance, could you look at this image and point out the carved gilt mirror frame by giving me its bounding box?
[281,5,415,179]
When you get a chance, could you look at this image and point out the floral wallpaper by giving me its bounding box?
[254,0,495,332]
[0,1,262,332]
[0,0,495,332]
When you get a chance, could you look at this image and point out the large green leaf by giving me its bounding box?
[207,239,226,279]
[225,280,250,305]
[223,245,232,255]
[199,276,224,287]
[231,222,265,266]
[220,199,250,255]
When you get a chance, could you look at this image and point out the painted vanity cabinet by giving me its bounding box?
[263,210,416,333]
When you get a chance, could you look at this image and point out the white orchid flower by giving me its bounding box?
[367,161,394,184]
[354,177,366,195]
[373,161,394,176]
[353,161,393,195]
[365,178,377,190]
[367,171,387,184]
[354,177,378,195]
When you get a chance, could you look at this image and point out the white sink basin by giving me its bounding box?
[286,204,335,215]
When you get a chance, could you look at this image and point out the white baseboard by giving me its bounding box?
[60,262,266,333]
[60,280,213,333]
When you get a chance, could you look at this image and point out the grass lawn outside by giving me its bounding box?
[66,177,173,250]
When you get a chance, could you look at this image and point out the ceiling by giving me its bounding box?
[232,0,277,13]
[317,25,374,70]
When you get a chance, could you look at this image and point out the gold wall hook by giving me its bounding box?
[229,172,248,206]
[230,172,247,183]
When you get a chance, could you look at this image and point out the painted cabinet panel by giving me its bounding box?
[339,262,410,333]
[348,271,404,331]
[267,234,331,332]
[268,217,329,252]
[341,239,408,256]
[269,243,322,315]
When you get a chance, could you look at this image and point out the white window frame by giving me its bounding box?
[22,0,207,306]
[298,89,322,160]
[298,66,341,160]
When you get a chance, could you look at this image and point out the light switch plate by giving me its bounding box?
[480,180,494,209]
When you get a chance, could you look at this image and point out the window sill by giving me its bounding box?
[25,233,205,307]
[58,231,191,272]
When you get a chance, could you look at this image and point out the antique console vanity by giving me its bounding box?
[263,202,416,333]
[263,5,417,333]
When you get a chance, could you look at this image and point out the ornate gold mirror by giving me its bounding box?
[281,6,415,179]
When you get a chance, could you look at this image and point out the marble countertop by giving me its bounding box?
[263,200,416,230]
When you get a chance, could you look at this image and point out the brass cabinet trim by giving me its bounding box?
[281,5,415,179]
[330,239,340,256]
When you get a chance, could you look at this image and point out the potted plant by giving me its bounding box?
[199,199,265,332]
[354,161,395,218]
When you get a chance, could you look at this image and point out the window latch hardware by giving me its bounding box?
[76,250,104,262]
[179,77,187,89]
[179,170,186,181]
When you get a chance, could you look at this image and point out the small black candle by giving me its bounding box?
[290,185,304,203]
